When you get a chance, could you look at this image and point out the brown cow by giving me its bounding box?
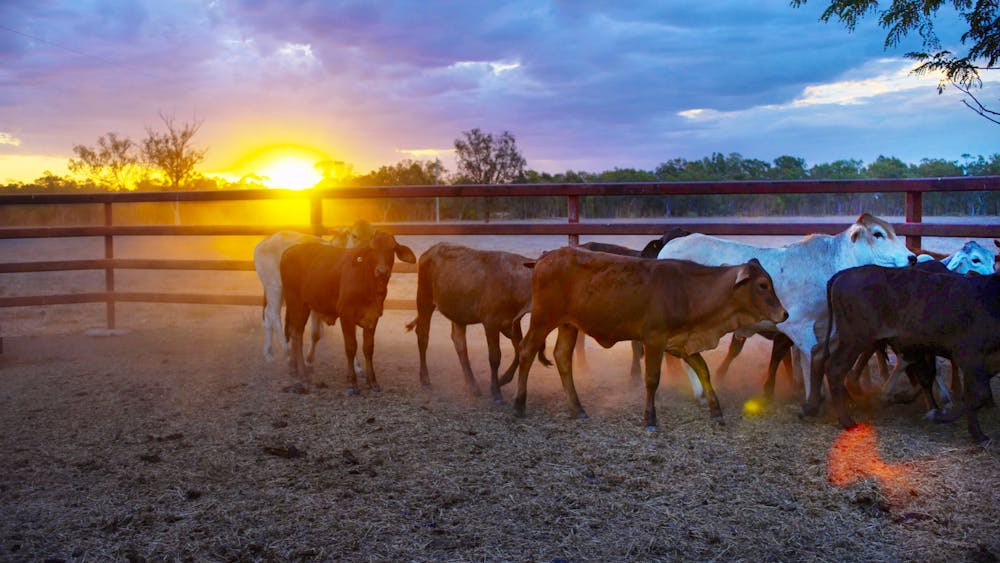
[404,243,534,402]
[511,247,788,428]
[280,231,416,394]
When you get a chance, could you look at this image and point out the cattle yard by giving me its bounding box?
[2,181,1000,561]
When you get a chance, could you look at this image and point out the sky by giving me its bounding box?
[1,0,998,185]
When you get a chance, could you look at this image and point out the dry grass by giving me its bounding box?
[1,307,998,562]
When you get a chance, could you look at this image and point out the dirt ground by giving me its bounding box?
[1,303,999,562]
[1,230,999,562]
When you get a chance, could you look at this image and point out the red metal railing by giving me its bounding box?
[2,178,999,331]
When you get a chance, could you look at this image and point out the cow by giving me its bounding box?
[510,246,788,428]
[280,230,416,394]
[810,264,1000,445]
[253,220,376,364]
[577,227,693,378]
[728,240,996,402]
[656,213,916,409]
[404,243,534,402]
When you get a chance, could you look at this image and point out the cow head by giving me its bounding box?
[347,219,376,249]
[945,240,995,276]
[734,258,788,324]
[359,230,416,285]
[847,213,916,267]
[327,219,377,248]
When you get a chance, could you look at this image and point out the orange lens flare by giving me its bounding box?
[827,423,913,500]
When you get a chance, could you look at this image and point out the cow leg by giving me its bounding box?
[847,345,876,397]
[449,322,482,397]
[340,321,361,396]
[497,321,522,388]
[685,353,722,421]
[573,332,590,373]
[413,282,436,387]
[361,325,379,393]
[629,341,643,381]
[642,344,666,429]
[763,335,794,403]
[715,335,746,381]
[284,302,311,382]
[262,284,283,361]
[824,342,865,429]
[957,364,993,445]
[555,325,587,419]
[513,322,550,418]
[484,324,506,403]
[305,312,323,366]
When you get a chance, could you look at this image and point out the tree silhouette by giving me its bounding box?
[793,1,1000,123]
[141,113,207,189]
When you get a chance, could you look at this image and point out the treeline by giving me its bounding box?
[4,152,1000,221]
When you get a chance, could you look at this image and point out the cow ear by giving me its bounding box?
[849,224,862,243]
[734,263,752,287]
[395,244,417,264]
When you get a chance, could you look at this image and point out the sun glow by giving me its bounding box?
[227,145,331,190]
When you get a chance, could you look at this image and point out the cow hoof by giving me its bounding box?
[799,404,819,419]
[645,424,657,432]
[492,397,505,406]
[370,385,382,393]
[575,411,589,420]
[712,415,725,426]
[346,388,359,397]
[314,381,329,389]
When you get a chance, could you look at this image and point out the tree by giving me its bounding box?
[141,113,207,190]
[452,128,526,184]
[351,159,446,186]
[792,1,1000,123]
[68,132,142,191]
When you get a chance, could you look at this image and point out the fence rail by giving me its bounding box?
[2,178,1000,332]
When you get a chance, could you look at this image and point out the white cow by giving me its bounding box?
[656,213,916,406]
[941,240,995,275]
[254,220,375,363]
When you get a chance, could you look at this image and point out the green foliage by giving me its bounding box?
[349,159,446,186]
[453,128,527,184]
[792,1,1000,122]
[141,113,207,190]
[68,132,142,191]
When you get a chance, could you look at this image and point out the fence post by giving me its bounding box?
[310,193,323,236]
[905,191,922,250]
[104,202,116,329]
[567,194,580,247]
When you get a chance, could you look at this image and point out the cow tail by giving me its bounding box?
[404,317,418,332]
[537,340,552,367]
[821,275,837,382]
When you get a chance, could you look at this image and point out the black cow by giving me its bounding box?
[808,264,1000,444]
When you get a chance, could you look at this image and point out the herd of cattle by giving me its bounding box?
[254,214,1000,445]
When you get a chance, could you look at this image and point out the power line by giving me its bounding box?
[0,22,166,82]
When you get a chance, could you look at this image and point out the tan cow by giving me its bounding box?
[511,246,788,428]
[280,231,415,394]
[404,243,534,402]
[253,219,376,364]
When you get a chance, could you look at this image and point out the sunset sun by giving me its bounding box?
[229,145,331,190]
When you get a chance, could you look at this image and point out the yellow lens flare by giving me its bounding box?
[742,398,763,416]
[257,156,322,190]
[224,144,333,191]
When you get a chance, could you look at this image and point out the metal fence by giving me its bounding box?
[2,177,1000,332]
